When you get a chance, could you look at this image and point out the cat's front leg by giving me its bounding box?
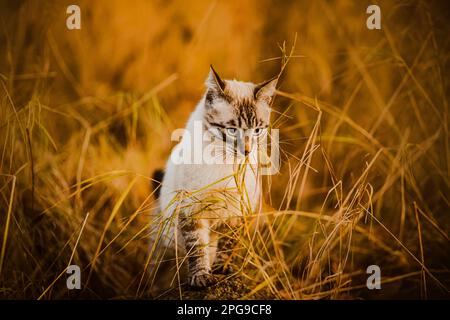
[212,225,239,275]
[180,214,216,288]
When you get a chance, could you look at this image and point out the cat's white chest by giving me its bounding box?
[159,142,261,220]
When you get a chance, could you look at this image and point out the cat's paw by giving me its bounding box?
[212,263,235,275]
[189,272,216,288]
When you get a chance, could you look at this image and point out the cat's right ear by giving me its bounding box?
[206,65,226,93]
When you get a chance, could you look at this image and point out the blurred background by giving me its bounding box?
[0,0,449,299]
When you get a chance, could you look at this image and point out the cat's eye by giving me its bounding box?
[226,128,238,136]
[253,128,264,136]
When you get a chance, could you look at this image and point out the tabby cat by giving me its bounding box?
[157,66,277,287]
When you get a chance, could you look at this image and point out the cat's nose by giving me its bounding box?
[244,137,251,155]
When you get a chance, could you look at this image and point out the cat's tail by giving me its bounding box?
[151,168,165,199]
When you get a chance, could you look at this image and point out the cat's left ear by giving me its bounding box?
[206,65,226,93]
[254,77,278,102]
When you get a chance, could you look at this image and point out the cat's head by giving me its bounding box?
[202,65,277,157]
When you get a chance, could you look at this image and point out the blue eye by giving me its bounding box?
[226,128,238,136]
[253,128,264,136]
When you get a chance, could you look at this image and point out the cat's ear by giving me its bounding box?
[206,65,226,93]
[254,77,278,102]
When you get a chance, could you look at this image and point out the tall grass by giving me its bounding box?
[0,0,449,299]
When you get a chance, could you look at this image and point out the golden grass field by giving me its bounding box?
[0,0,449,299]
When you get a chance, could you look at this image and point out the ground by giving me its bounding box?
[161,277,273,300]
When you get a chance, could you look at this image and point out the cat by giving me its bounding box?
[157,66,277,288]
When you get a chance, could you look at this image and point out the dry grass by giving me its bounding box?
[0,0,449,299]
